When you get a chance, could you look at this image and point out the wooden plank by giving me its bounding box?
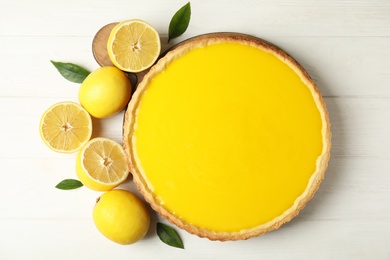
[0,217,388,259]
[1,36,389,97]
[0,95,388,158]
[1,0,389,37]
[326,97,390,157]
[1,156,388,220]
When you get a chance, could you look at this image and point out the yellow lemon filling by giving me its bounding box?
[132,42,323,232]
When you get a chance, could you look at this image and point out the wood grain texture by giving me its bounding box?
[92,23,117,67]
[0,0,389,259]
[1,36,390,97]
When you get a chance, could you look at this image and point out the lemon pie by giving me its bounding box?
[123,33,331,241]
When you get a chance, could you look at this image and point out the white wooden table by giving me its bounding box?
[1,0,389,259]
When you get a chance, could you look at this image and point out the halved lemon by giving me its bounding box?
[39,101,92,153]
[76,137,129,191]
[107,19,161,73]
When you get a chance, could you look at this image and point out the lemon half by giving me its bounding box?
[39,101,92,153]
[107,19,161,73]
[76,137,129,191]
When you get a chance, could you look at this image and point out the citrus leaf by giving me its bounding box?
[50,60,90,83]
[55,179,83,190]
[157,222,184,249]
[168,2,191,43]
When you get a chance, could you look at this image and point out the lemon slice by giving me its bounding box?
[107,19,161,73]
[39,101,92,153]
[76,137,129,191]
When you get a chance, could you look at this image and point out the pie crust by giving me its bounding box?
[123,33,331,241]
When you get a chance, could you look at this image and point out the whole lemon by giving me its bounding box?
[93,189,150,245]
[79,66,132,118]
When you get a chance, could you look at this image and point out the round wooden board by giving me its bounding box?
[92,22,118,67]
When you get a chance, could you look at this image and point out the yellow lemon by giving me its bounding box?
[107,19,161,72]
[39,101,92,153]
[79,66,132,118]
[76,137,129,191]
[93,189,150,245]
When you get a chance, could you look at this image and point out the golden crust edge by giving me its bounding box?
[123,32,332,241]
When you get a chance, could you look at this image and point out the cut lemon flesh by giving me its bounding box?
[39,101,92,153]
[107,19,161,73]
[76,137,129,191]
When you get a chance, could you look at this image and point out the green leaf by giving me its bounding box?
[55,179,83,190]
[50,60,90,83]
[157,222,184,249]
[168,2,191,43]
